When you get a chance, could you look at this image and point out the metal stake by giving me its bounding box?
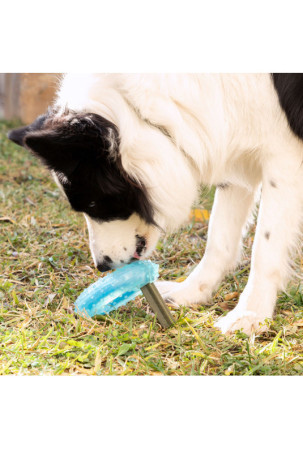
[141,282,175,328]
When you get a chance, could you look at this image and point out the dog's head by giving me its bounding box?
[8,110,161,271]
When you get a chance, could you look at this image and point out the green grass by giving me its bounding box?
[1,120,303,375]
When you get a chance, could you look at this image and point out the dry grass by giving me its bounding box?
[1,120,303,375]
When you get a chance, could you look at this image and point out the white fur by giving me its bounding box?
[54,73,303,335]
[84,213,160,267]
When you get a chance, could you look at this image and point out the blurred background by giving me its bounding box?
[0,73,61,124]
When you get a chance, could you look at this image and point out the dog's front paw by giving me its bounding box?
[155,280,213,306]
[215,308,270,335]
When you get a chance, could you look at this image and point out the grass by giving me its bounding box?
[1,120,303,376]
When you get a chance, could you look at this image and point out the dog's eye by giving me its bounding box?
[89,201,96,208]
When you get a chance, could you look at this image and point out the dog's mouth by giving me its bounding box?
[132,235,147,260]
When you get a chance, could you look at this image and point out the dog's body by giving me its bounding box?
[8,73,303,334]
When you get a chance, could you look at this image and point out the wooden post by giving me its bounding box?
[0,74,5,118]
[18,73,61,123]
[4,73,20,120]
[0,73,61,123]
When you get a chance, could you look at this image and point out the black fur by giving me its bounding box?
[272,74,303,139]
[7,113,48,146]
[8,111,155,225]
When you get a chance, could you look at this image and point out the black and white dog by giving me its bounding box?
[8,74,303,335]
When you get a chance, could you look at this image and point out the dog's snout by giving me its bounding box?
[97,255,113,272]
[136,235,146,256]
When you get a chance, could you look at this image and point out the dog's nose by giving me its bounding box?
[136,235,146,256]
[96,256,113,272]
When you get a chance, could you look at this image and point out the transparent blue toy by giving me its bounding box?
[74,260,174,328]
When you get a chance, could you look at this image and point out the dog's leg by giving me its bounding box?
[156,184,256,305]
[216,146,303,335]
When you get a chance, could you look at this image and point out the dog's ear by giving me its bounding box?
[7,114,48,147]
[8,112,118,173]
[23,129,75,172]
[22,113,119,172]
[7,125,32,147]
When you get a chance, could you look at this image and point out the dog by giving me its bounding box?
[8,73,303,335]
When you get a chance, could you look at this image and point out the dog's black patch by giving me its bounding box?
[265,231,270,240]
[217,183,229,189]
[269,180,277,188]
[8,111,155,225]
[272,74,303,140]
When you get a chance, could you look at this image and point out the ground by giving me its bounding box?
[1,120,303,375]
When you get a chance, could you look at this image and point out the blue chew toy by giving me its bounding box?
[74,260,174,328]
